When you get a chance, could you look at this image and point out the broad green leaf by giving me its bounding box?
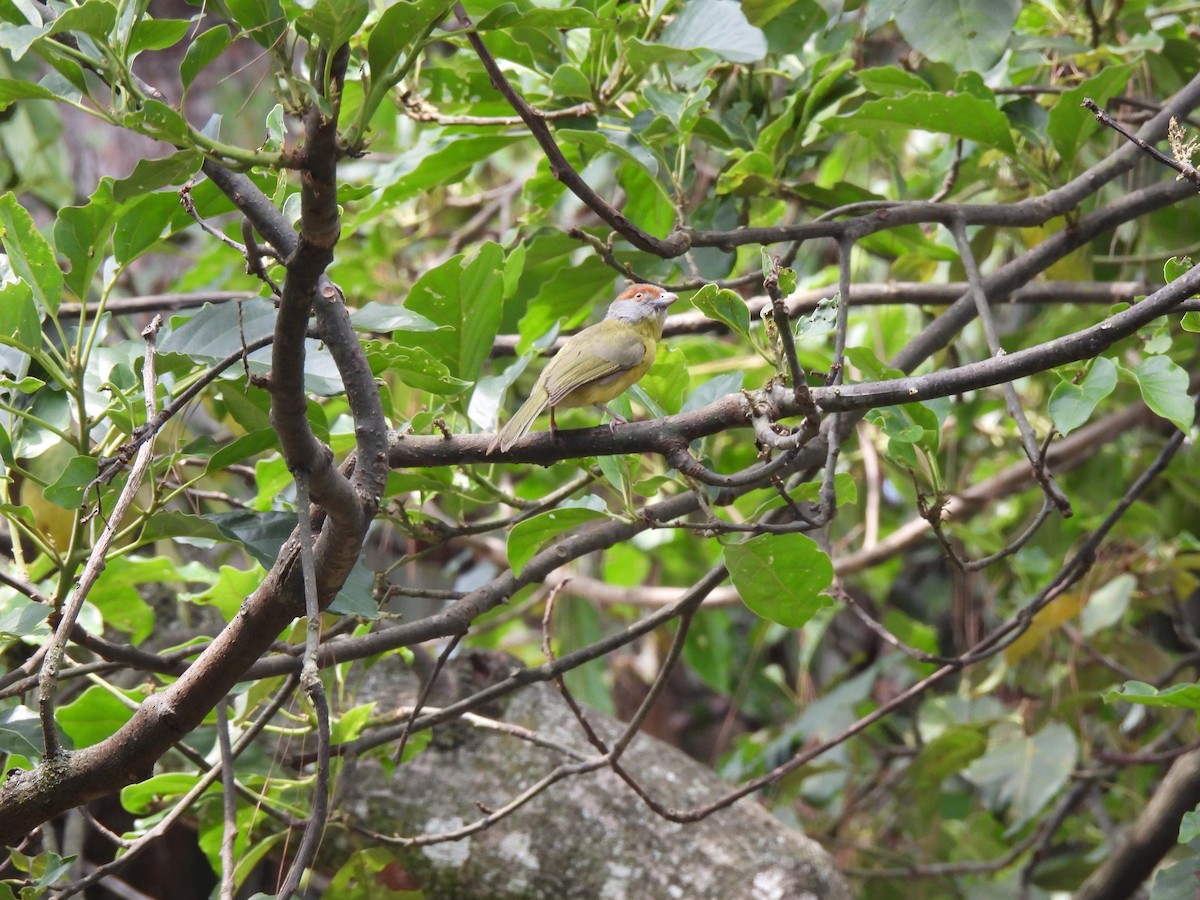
[90,556,171,642]
[904,726,987,801]
[639,343,689,415]
[683,609,734,692]
[550,64,592,100]
[0,75,55,106]
[456,241,506,382]
[844,345,904,381]
[121,773,203,813]
[690,284,751,341]
[182,563,267,620]
[1046,64,1134,163]
[401,242,504,384]
[1081,572,1135,636]
[367,0,450,80]
[0,706,43,757]
[281,0,367,50]
[122,98,192,144]
[888,0,1019,72]
[840,91,1015,153]
[507,506,611,576]
[857,65,929,97]
[43,454,97,508]
[181,24,232,90]
[331,702,379,745]
[1104,680,1200,710]
[716,149,774,196]
[348,301,444,333]
[54,179,119,299]
[1150,856,1200,899]
[1048,356,1116,436]
[0,278,38,349]
[475,2,597,30]
[725,532,833,628]
[1165,256,1194,284]
[127,16,189,53]
[963,721,1077,833]
[1132,355,1193,433]
[113,192,182,264]
[659,0,767,64]
[226,0,286,48]
[112,150,201,202]
[0,192,62,314]
[365,340,472,395]
[372,134,523,209]
[57,685,137,747]
[47,0,119,39]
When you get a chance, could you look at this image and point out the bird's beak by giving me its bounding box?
[654,292,679,310]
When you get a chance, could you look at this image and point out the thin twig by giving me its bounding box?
[37,317,163,759]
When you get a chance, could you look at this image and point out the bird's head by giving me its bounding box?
[605,284,678,325]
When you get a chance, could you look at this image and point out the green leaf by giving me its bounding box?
[181,24,232,91]
[127,16,189,53]
[57,685,136,747]
[475,2,597,30]
[0,76,57,107]
[507,505,611,576]
[1103,680,1200,710]
[113,192,183,264]
[550,64,592,100]
[226,0,286,48]
[372,135,523,208]
[123,98,192,144]
[639,343,689,415]
[54,179,119,300]
[1046,64,1134,162]
[725,532,833,628]
[182,563,267,620]
[963,721,1078,833]
[1081,572,1135,636]
[0,279,39,349]
[690,284,751,341]
[348,301,444,333]
[282,0,367,50]
[402,242,504,383]
[1048,357,1116,436]
[0,192,63,314]
[888,0,1019,72]
[365,340,472,395]
[43,0,119,42]
[0,706,44,758]
[840,91,1015,152]
[367,0,450,80]
[716,149,774,195]
[43,455,98,508]
[1132,355,1193,433]
[1165,255,1193,284]
[112,150,201,202]
[844,345,904,381]
[856,65,929,97]
[904,726,987,800]
[659,0,767,64]
[121,773,203,813]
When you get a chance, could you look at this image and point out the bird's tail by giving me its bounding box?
[488,391,547,454]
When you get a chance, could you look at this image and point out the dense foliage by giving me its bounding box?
[3,0,1200,896]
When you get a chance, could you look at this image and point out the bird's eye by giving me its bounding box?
[634,292,644,299]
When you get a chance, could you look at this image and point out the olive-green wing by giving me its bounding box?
[542,331,647,406]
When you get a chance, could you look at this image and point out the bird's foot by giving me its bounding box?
[598,404,629,433]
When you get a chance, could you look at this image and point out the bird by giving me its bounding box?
[487,283,679,454]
